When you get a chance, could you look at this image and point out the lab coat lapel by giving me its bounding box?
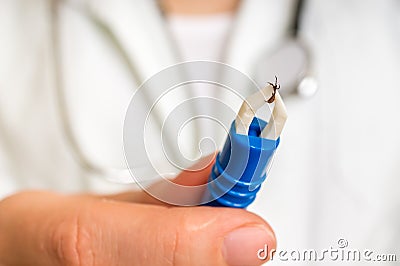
[224,0,295,78]
[80,0,195,167]
[213,0,294,122]
[83,0,180,83]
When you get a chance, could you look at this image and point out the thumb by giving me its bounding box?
[76,198,276,265]
[0,191,276,265]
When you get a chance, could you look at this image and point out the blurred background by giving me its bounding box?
[0,0,399,265]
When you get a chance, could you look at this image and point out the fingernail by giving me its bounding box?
[222,226,276,266]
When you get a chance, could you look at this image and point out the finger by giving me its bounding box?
[86,196,276,265]
[0,190,276,266]
[104,152,216,205]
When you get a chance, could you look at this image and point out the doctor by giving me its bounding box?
[1,0,400,265]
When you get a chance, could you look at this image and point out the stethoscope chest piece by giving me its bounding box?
[254,38,318,99]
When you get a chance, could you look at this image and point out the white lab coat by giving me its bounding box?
[0,0,399,265]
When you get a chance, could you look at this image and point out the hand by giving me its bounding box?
[0,155,276,266]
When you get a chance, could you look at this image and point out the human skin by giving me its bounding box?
[159,0,240,15]
[0,154,276,265]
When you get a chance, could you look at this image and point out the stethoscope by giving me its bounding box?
[50,0,316,183]
[254,0,318,98]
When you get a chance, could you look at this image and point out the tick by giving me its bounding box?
[266,75,280,103]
